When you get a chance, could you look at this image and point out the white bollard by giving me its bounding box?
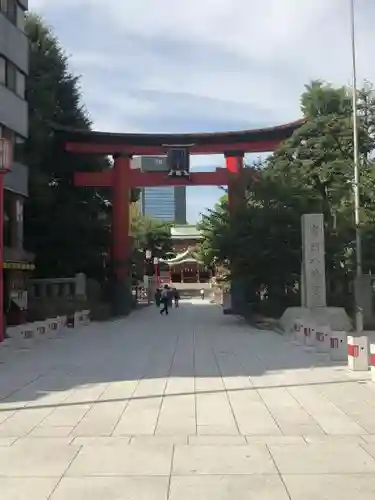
[347,335,369,371]
[74,311,83,327]
[292,320,305,345]
[303,324,315,347]
[291,319,302,339]
[330,331,348,361]
[34,321,49,339]
[370,344,375,382]
[20,323,36,340]
[82,310,90,326]
[47,318,60,337]
[56,316,68,333]
[66,311,88,329]
[60,315,68,327]
[315,325,331,353]
[6,325,21,343]
[12,323,36,346]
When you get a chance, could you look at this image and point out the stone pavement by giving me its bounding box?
[1,300,375,498]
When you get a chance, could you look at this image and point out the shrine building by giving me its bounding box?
[157,224,212,284]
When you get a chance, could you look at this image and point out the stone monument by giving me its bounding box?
[280,213,352,333]
[301,214,326,308]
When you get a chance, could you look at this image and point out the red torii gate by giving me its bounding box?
[55,120,303,314]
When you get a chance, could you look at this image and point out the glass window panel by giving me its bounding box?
[0,57,5,85]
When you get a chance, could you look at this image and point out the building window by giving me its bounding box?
[16,3,25,31]
[0,0,17,26]
[15,70,25,98]
[0,57,5,85]
[14,134,25,163]
[5,60,16,93]
[0,125,14,143]
[4,192,13,247]
[0,0,7,16]
[0,58,25,99]
[0,125,15,161]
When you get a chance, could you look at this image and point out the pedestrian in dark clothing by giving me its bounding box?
[174,288,180,308]
[155,288,161,308]
[160,285,170,315]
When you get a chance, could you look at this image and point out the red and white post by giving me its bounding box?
[329,331,348,361]
[347,336,369,371]
[315,325,330,353]
[370,344,375,381]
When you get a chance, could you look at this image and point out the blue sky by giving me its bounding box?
[30,0,375,222]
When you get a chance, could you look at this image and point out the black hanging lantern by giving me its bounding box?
[166,146,190,178]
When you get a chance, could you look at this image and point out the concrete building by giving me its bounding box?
[0,1,34,324]
[133,156,187,224]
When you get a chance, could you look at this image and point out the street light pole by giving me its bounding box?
[350,0,363,333]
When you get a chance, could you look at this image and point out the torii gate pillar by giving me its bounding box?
[226,152,246,313]
[112,154,132,315]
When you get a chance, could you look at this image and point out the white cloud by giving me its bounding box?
[29,0,80,9]
[28,0,375,220]
[30,0,375,125]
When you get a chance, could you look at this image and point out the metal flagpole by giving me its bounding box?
[350,0,363,333]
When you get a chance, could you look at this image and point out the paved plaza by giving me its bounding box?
[1,300,375,498]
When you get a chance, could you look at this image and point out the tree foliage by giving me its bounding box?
[199,79,375,310]
[130,203,172,259]
[129,203,172,281]
[24,14,111,279]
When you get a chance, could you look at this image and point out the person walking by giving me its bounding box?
[174,288,180,308]
[200,288,205,300]
[160,285,170,316]
[154,288,161,308]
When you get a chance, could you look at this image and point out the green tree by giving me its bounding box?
[129,203,173,282]
[199,79,375,313]
[24,14,111,280]
[268,80,375,221]
[267,80,375,293]
[130,203,172,259]
[199,168,314,307]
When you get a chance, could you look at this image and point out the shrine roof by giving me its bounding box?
[159,247,202,266]
[53,119,304,155]
[171,225,202,240]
